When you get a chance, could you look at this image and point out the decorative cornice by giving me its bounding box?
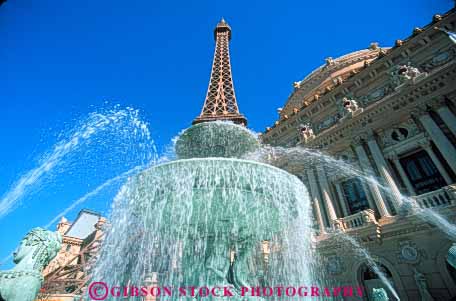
[264,8,456,137]
[410,104,430,118]
[417,138,432,150]
[62,236,83,246]
[281,49,384,116]
[352,136,365,147]
[297,62,455,149]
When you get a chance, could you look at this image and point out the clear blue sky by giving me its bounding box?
[0,0,453,266]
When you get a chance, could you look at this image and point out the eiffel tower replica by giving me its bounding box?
[193,18,248,126]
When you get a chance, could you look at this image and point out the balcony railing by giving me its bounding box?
[414,185,456,209]
[334,209,377,231]
[319,186,456,236]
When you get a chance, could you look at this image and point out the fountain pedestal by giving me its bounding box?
[135,157,301,298]
[131,122,303,299]
[92,121,312,300]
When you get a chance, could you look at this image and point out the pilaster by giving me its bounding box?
[306,168,327,233]
[414,109,456,174]
[316,166,339,223]
[353,137,392,217]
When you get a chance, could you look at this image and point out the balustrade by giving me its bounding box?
[334,209,377,231]
[414,185,456,208]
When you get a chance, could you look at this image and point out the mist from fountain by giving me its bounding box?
[0,105,155,220]
[43,164,148,229]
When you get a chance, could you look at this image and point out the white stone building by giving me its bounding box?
[262,8,456,301]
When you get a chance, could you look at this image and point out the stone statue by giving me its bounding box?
[414,268,434,301]
[372,288,389,301]
[340,97,362,118]
[325,57,335,66]
[447,243,456,269]
[0,227,62,301]
[298,123,315,144]
[391,62,424,88]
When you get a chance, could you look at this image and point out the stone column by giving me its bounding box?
[419,140,453,185]
[316,166,338,223]
[388,152,416,196]
[366,136,403,211]
[306,169,327,233]
[334,182,350,217]
[354,142,392,217]
[418,112,456,174]
[437,105,456,138]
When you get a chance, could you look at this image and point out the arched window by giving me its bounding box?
[358,263,396,300]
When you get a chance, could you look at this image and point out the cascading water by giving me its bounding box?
[91,121,326,300]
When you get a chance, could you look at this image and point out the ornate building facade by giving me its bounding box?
[37,210,106,300]
[262,8,456,301]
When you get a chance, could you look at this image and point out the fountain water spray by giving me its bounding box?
[245,145,456,240]
[0,106,154,220]
[44,164,147,229]
[332,231,400,300]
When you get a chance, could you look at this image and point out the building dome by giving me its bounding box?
[281,45,390,116]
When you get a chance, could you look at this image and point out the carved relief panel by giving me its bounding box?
[380,119,421,148]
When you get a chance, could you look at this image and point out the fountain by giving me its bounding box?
[92,120,316,299]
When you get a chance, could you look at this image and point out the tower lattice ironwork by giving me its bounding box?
[193,18,247,126]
